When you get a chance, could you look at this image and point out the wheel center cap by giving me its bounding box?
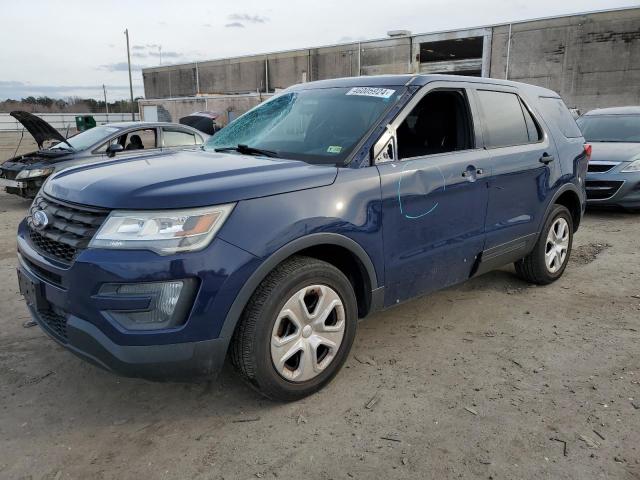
[302,325,312,338]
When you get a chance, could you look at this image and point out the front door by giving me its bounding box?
[375,84,491,306]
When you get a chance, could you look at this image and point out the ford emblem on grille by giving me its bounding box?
[32,210,49,230]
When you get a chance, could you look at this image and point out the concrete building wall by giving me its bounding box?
[267,50,311,89]
[142,7,640,114]
[490,9,640,111]
[311,44,359,80]
[142,38,415,98]
[198,56,267,94]
[360,37,412,76]
[138,93,272,126]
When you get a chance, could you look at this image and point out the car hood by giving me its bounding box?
[589,142,640,163]
[10,111,67,149]
[44,149,338,209]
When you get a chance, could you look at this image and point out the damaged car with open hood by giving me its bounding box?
[0,111,208,198]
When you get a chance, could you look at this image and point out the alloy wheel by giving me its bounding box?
[545,217,570,273]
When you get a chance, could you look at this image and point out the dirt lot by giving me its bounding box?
[0,188,638,480]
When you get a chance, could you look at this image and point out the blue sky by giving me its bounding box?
[0,0,637,100]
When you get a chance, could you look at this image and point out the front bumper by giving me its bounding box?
[0,178,26,189]
[17,219,259,380]
[586,167,640,209]
[0,175,43,198]
[25,301,228,380]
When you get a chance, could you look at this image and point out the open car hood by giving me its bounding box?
[10,111,67,149]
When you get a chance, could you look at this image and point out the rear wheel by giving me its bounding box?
[230,256,358,401]
[515,204,573,285]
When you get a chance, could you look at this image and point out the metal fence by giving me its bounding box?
[0,113,139,132]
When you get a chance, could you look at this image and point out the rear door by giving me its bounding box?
[375,82,492,306]
[473,87,561,264]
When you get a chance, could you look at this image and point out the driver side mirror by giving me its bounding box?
[106,143,124,158]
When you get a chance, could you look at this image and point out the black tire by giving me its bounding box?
[229,255,358,401]
[515,204,573,285]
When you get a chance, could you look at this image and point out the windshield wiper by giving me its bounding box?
[215,144,278,158]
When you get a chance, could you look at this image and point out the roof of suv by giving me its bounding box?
[583,106,640,116]
[289,74,560,97]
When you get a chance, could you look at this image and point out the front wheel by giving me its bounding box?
[230,256,358,401]
[515,204,573,285]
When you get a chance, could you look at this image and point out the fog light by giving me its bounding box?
[98,279,197,330]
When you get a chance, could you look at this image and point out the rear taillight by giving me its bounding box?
[584,143,592,161]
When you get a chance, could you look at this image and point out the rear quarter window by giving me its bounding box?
[537,97,582,138]
[476,90,530,148]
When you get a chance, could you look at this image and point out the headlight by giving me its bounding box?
[622,159,640,173]
[89,204,235,255]
[15,167,54,179]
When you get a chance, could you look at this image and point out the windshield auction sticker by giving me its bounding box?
[346,87,395,99]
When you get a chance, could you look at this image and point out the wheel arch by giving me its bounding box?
[219,233,381,343]
[540,183,583,234]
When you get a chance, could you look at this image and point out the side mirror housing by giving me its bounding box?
[371,125,396,164]
[106,143,124,158]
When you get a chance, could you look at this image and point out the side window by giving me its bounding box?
[163,129,197,147]
[537,97,583,138]
[476,90,529,148]
[397,89,474,160]
[520,101,542,142]
[123,129,158,151]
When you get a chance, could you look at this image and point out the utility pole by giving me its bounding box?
[195,61,200,95]
[124,28,135,121]
[159,45,162,65]
[505,23,512,80]
[103,84,109,122]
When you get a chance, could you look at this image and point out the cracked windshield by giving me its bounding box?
[204,86,402,164]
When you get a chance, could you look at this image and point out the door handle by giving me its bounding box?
[539,153,555,165]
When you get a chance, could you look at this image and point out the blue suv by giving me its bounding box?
[16,75,589,400]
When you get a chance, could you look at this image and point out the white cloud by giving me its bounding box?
[228,13,269,24]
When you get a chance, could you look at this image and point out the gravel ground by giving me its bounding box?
[0,189,638,480]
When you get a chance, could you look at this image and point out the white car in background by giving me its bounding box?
[0,111,208,198]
